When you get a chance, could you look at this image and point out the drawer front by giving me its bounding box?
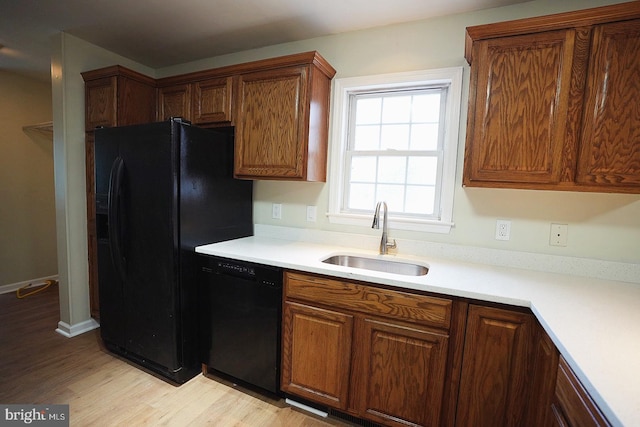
[284,271,452,329]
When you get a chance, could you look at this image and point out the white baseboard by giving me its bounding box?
[56,318,100,338]
[0,275,59,295]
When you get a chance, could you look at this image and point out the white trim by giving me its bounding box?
[328,67,463,234]
[0,275,59,295]
[56,318,100,338]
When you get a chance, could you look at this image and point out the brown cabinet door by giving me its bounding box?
[352,317,449,427]
[234,66,309,179]
[577,19,640,188]
[115,77,156,126]
[456,305,535,427]
[551,357,610,427]
[524,325,560,427]
[281,301,353,410]
[192,77,233,124]
[84,69,156,130]
[158,84,192,121]
[464,30,575,185]
[85,77,118,129]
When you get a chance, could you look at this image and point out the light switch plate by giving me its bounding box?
[306,206,317,222]
[272,203,282,220]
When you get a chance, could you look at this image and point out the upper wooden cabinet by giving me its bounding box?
[465,30,575,186]
[234,53,335,181]
[157,77,234,125]
[193,77,234,125]
[156,51,336,181]
[463,2,640,193]
[157,83,192,122]
[82,66,156,130]
[577,18,640,187]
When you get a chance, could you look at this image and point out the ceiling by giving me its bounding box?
[1,0,528,82]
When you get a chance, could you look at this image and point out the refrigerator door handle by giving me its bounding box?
[108,156,127,281]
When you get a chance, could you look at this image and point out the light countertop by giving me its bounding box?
[196,235,640,426]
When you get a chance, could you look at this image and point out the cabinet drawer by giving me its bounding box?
[284,271,452,329]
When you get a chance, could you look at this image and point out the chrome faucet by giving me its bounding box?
[372,201,397,255]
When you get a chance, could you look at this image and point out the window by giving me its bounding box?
[328,68,463,233]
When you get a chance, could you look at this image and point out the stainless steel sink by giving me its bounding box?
[322,254,429,276]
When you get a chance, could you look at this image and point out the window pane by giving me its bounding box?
[412,93,441,123]
[354,124,380,150]
[410,123,439,150]
[377,156,406,184]
[377,184,405,210]
[356,98,381,124]
[407,157,438,185]
[382,96,411,123]
[349,183,375,210]
[406,185,435,215]
[380,124,409,150]
[350,156,377,182]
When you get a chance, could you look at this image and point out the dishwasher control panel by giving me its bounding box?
[217,260,256,278]
[200,255,283,288]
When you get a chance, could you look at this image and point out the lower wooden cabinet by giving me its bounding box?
[525,326,560,426]
[281,271,462,427]
[281,301,353,409]
[281,271,611,427]
[551,356,610,427]
[352,318,450,427]
[455,305,536,427]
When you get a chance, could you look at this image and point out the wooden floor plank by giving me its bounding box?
[0,286,350,426]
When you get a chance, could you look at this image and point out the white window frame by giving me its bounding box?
[327,67,463,234]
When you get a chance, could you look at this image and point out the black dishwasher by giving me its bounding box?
[199,255,283,396]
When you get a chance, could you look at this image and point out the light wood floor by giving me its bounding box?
[0,285,351,426]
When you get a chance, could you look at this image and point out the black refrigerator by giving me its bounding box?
[94,118,253,384]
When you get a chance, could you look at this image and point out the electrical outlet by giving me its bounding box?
[306,205,317,222]
[550,223,568,246]
[272,203,282,220]
[495,220,511,241]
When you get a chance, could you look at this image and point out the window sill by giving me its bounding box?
[327,213,453,234]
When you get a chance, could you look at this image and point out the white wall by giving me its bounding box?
[54,0,639,330]
[158,0,639,264]
[0,71,56,287]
